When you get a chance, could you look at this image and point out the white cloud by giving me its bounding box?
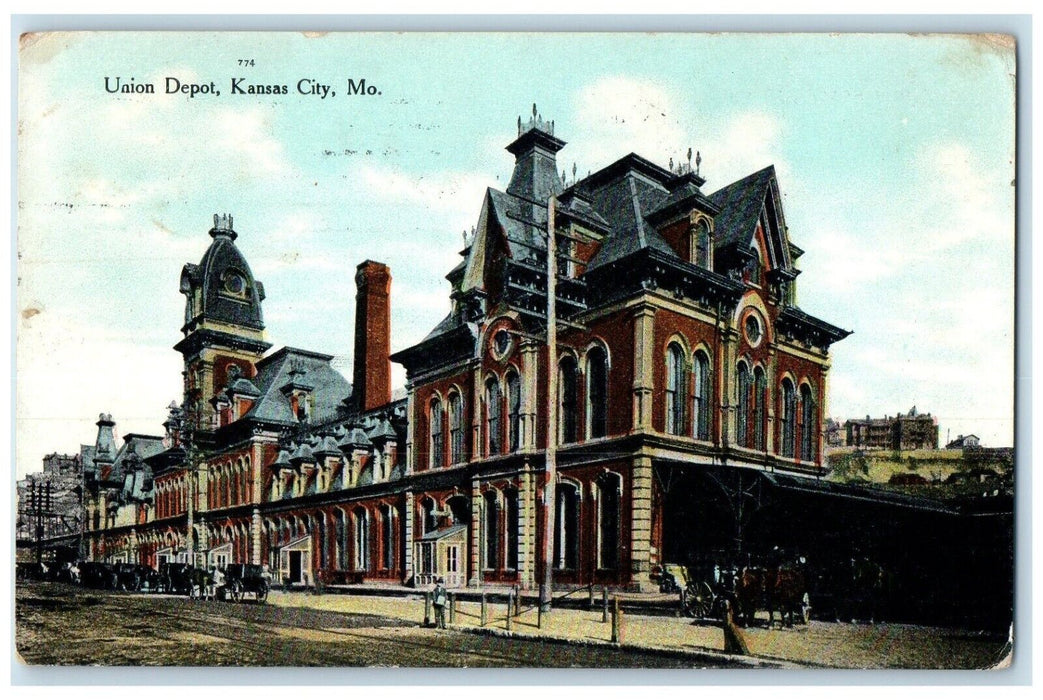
[567,76,789,194]
[799,140,1013,297]
[16,309,182,477]
[569,76,688,170]
[356,164,494,219]
[210,108,288,176]
[912,142,1013,252]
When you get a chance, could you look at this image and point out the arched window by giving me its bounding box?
[597,473,621,570]
[753,366,767,450]
[429,397,443,469]
[335,511,347,570]
[586,346,608,439]
[693,219,711,268]
[800,384,817,462]
[748,247,763,286]
[736,362,751,447]
[229,465,238,505]
[506,371,521,452]
[483,491,499,571]
[381,505,394,570]
[421,497,437,535]
[448,392,465,464]
[505,488,519,571]
[485,377,502,456]
[558,356,579,444]
[353,507,369,571]
[693,350,711,441]
[317,513,328,569]
[554,483,580,570]
[666,343,686,435]
[780,379,796,458]
[447,495,471,526]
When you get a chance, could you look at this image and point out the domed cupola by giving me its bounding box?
[179,213,266,334]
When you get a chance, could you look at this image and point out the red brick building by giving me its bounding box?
[83,112,850,592]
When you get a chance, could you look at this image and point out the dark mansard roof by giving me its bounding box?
[243,347,353,426]
[108,434,165,493]
[179,215,267,333]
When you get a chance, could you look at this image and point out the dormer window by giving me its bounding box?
[691,219,711,269]
[291,392,311,422]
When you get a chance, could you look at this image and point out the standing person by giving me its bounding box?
[210,565,224,601]
[432,577,448,629]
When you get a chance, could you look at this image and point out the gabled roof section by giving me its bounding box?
[486,188,550,266]
[245,347,353,425]
[708,165,777,253]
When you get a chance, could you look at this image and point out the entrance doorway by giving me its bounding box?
[289,551,302,583]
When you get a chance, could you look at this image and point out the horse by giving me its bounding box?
[847,557,888,623]
[189,567,215,601]
[734,566,767,627]
[767,566,809,628]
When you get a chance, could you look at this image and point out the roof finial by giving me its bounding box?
[532,103,538,119]
[669,157,674,172]
[572,162,577,180]
[212,213,234,233]
[696,150,702,176]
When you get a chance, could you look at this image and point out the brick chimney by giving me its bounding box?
[353,260,392,412]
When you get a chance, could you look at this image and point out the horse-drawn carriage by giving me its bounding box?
[158,562,195,595]
[218,564,270,603]
[664,552,812,628]
[659,562,739,620]
[113,563,160,592]
[78,561,119,590]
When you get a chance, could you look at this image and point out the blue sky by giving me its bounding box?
[16,32,1015,478]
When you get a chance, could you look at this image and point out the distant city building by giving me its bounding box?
[16,452,85,545]
[946,434,980,449]
[844,406,939,451]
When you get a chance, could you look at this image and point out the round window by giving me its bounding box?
[224,271,246,295]
[744,314,763,347]
[492,329,513,359]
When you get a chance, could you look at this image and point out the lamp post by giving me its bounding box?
[540,196,558,613]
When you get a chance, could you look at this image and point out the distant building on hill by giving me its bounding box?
[844,406,939,451]
[946,434,980,449]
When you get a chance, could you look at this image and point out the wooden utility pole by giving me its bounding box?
[540,196,558,614]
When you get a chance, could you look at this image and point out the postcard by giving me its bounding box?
[14,29,1016,671]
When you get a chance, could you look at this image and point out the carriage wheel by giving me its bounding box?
[256,582,269,603]
[689,582,716,619]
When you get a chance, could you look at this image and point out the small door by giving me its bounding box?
[444,545,462,587]
[289,551,303,583]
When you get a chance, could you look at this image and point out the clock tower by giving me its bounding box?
[174,214,272,437]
